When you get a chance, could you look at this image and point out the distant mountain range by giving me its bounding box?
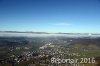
[0,31,100,35]
[0,31,49,34]
[0,31,100,37]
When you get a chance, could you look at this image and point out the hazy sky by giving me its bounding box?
[0,0,100,33]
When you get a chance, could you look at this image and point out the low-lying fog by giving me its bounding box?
[0,32,100,37]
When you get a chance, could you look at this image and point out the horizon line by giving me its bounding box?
[0,31,100,34]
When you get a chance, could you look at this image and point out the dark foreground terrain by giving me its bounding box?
[0,35,100,66]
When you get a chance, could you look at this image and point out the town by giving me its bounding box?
[0,36,100,66]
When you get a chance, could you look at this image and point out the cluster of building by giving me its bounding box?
[0,39,94,66]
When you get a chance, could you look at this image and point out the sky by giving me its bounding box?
[0,0,100,33]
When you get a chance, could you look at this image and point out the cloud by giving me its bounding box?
[53,23,72,26]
